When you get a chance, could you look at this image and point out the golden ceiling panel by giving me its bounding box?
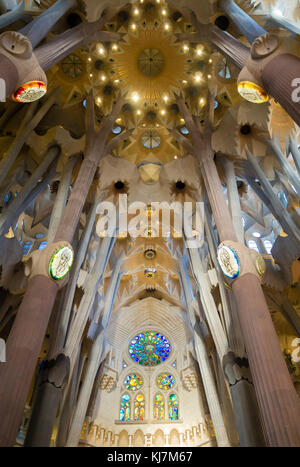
[111,23,188,106]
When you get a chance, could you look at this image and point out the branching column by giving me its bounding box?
[0,96,124,447]
[179,258,231,447]
[218,0,266,43]
[66,256,123,447]
[176,95,300,446]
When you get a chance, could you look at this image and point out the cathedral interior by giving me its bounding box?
[0,0,299,448]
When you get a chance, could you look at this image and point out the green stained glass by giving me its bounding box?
[157,373,175,390]
[129,331,171,366]
[134,394,145,421]
[120,394,131,421]
[168,393,179,421]
[124,373,143,391]
[154,393,165,421]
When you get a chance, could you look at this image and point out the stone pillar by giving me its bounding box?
[0,1,25,29]
[0,144,60,236]
[165,434,170,447]
[65,258,123,447]
[128,434,133,447]
[47,155,78,243]
[106,431,112,447]
[179,260,231,447]
[199,423,204,439]
[176,94,300,446]
[99,428,105,447]
[177,14,249,69]
[113,433,119,447]
[185,430,191,446]
[223,158,244,244]
[219,0,266,43]
[0,89,59,188]
[24,354,70,447]
[223,352,265,447]
[237,35,300,127]
[0,97,124,447]
[179,432,184,447]
[20,0,77,48]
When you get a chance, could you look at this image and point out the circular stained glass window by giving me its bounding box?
[138,48,165,77]
[141,130,161,149]
[129,331,171,366]
[157,373,175,390]
[124,374,143,391]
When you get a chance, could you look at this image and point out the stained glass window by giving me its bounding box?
[168,393,179,421]
[120,394,131,421]
[154,393,165,421]
[124,374,143,391]
[134,394,145,421]
[157,373,175,390]
[129,331,171,366]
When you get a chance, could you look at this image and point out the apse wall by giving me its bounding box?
[86,297,212,447]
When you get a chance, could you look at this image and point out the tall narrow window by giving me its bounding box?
[120,394,131,421]
[168,393,179,420]
[134,394,145,421]
[154,393,165,421]
[264,239,273,254]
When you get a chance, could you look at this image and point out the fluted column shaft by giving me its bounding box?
[223,158,244,244]
[219,0,266,43]
[20,0,77,48]
[0,97,122,446]
[179,261,231,447]
[65,261,123,447]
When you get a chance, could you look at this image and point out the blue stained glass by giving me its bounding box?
[169,393,179,420]
[23,241,33,256]
[4,192,12,205]
[120,394,130,421]
[129,331,171,366]
[38,241,48,251]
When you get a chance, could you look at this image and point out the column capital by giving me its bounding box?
[217,240,266,282]
[237,33,297,103]
[0,31,47,100]
[24,241,74,289]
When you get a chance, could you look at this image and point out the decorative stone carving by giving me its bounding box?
[99,365,118,392]
[237,34,298,104]
[0,31,47,99]
[251,34,279,59]
[181,366,198,391]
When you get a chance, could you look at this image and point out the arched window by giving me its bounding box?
[134,394,145,421]
[120,394,131,422]
[264,239,273,255]
[168,394,179,421]
[154,393,165,421]
[247,240,259,253]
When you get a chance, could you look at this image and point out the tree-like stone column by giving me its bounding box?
[24,354,70,447]
[0,95,124,447]
[20,0,78,48]
[176,93,300,446]
[65,256,123,447]
[218,0,266,43]
[179,258,231,447]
